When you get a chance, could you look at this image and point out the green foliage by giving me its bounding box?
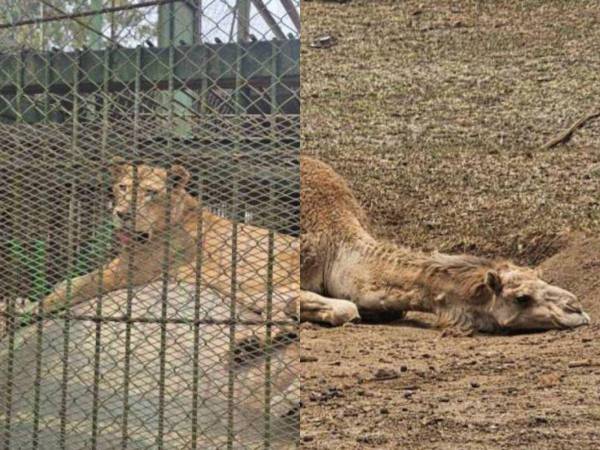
[0,0,157,52]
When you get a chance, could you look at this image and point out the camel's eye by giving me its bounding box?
[514,295,533,306]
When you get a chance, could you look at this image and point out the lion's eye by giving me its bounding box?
[146,189,159,198]
[514,295,533,306]
[118,184,127,193]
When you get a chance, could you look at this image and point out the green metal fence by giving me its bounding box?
[0,1,299,448]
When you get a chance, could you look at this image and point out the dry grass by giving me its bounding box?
[302,0,600,263]
[301,3,600,449]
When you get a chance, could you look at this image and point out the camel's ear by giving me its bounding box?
[169,164,190,190]
[110,157,128,181]
[484,270,503,296]
[471,283,493,305]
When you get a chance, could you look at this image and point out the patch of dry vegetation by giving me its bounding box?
[302,0,600,263]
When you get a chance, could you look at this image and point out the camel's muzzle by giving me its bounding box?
[557,310,591,328]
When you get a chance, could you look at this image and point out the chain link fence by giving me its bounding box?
[0,1,299,448]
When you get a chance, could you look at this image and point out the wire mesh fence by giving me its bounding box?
[0,1,299,448]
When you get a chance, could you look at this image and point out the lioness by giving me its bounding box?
[0,161,300,442]
[17,161,299,325]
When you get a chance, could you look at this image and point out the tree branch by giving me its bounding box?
[541,109,600,150]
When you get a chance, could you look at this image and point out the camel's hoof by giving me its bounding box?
[330,302,360,327]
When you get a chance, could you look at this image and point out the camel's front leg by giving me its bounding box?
[300,290,360,326]
[350,284,419,323]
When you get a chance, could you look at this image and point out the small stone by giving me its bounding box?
[568,360,592,368]
[531,416,548,425]
[374,368,399,380]
[400,365,408,372]
[324,387,344,400]
[309,34,338,49]
[300,355,318,363]
[470,381,480,388]
[538,372,562,388]
[380,407,389,414]
[302,435,314,442]
[356,434,388,445]
[421,416,442,426]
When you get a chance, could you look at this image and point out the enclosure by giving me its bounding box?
[0,1,300,448]
[302,1,600,449]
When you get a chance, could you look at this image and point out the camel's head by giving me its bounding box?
[469,264,590,332]
[111,161,191,243]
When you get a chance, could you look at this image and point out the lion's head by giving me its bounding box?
[111,161,191,243]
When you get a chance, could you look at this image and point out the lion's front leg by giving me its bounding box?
[40,238,172,314]
[40,257,127,314]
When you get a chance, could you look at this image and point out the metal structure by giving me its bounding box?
[0,1,299,448]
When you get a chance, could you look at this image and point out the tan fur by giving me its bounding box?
[38,163,299,324]
[300,157,590,333]
[0,162,300,424]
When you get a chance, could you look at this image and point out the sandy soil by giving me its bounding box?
[301,236,600,450]
[301,1,600,448]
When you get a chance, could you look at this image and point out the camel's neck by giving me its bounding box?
[326,236,490,316]
[324,235,423,311]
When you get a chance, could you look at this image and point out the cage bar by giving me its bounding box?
[0,1,299,448]
[0,41,299,99]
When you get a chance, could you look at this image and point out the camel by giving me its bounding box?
[299,157,591,334]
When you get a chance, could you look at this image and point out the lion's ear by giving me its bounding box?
[110,157,128,180]
[170,165,190,189]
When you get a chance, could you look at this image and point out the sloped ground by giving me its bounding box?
[302,0,600,260]
[539,234,600,320]
[301,1,600,448]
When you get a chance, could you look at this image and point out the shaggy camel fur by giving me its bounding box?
[300,157,590,334]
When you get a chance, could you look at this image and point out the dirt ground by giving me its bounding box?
[301,234,600,449]
[301,1,600,448]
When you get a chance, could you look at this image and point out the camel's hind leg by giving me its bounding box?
[300,290,360,326]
